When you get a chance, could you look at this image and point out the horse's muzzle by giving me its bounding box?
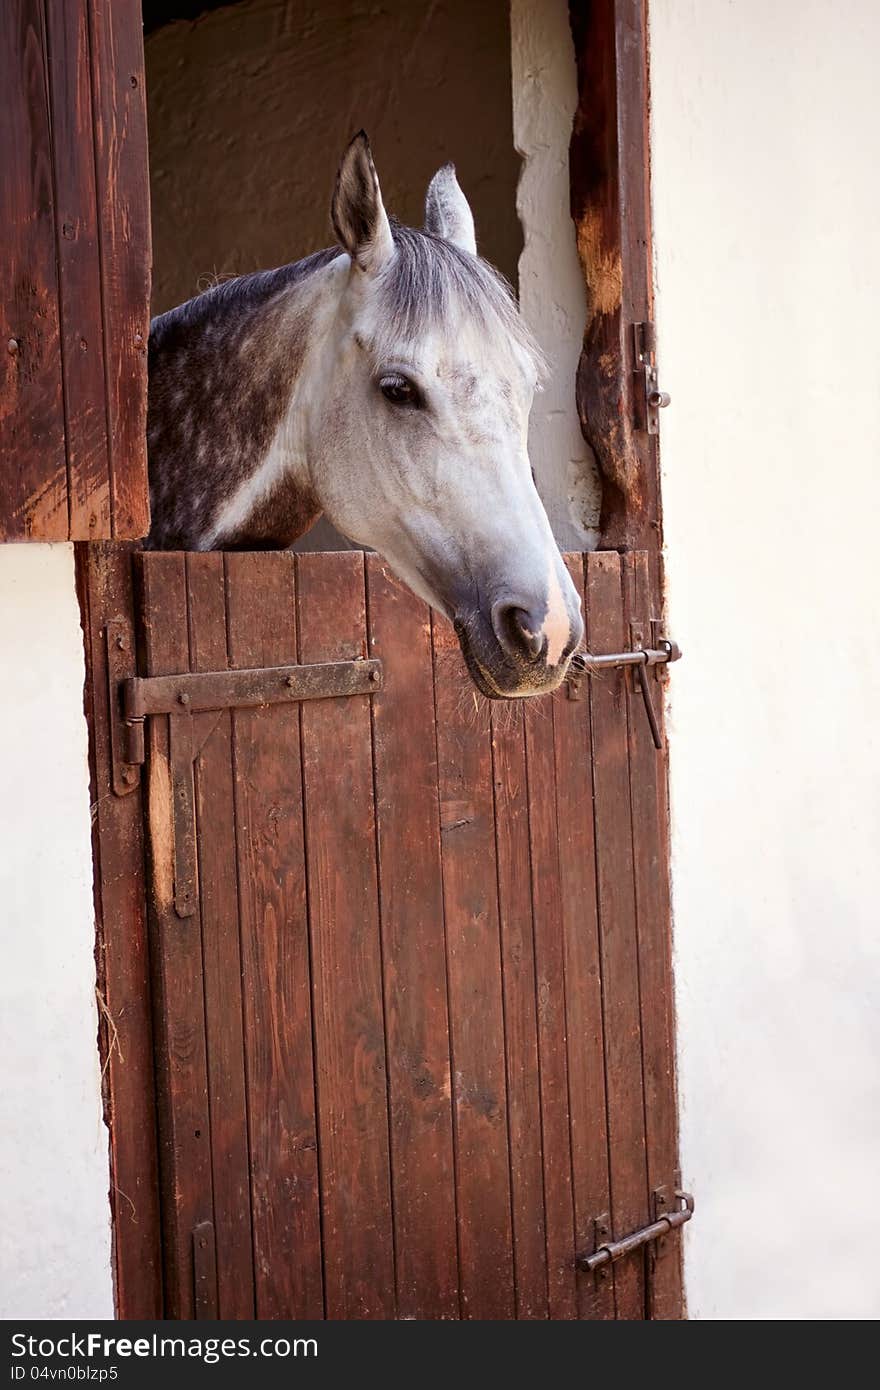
[453,610,582,700]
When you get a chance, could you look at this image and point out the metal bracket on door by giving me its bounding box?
[105,620,141,795]
[577,1191,694,1273]
[107,654,383,796]
[106,652,383,918]
[633,321,671,434]
[566,637,681,749]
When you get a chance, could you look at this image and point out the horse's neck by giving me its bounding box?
[148,253,344,551]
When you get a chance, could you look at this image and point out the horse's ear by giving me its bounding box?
[424,164,477,256]
[331,131,395,275]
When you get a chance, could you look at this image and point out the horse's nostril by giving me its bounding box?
[492,602,545,663]
[513,609,545,660]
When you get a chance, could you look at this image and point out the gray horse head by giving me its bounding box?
[148,133,584,697]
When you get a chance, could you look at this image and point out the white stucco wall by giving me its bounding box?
[650,0,880,1319]
[0,545,113,1319]
[511,0,601,548]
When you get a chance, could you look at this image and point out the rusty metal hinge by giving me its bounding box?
[107,651,383,919]
[105,621,141,795]
[633,322,671,434]
[577,1190,694,1274]
[108,655,383,794]
[123,658,382,723]
[566,636,681,749]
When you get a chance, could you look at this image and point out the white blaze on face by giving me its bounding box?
[542,553,571,667]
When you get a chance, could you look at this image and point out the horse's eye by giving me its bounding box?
[378,373,419,407]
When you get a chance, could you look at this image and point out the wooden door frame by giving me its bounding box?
[569,0,664,561]
[78,543,164,1317]
[79,1,678,1319]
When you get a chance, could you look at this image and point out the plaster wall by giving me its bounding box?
[651,0,880,1319]
[511,0,600,546]
[0,545,113,1319]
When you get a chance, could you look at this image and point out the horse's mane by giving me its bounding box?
[151,224,544,378]
[149,247,341,342]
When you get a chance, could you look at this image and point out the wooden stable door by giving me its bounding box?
[81,545,682,1320]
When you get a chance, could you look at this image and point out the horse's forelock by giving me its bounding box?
[373,223,546,379]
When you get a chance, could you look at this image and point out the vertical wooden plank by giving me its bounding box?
[44,0,111,538]
[225,551,324,1320]
[365,555,459,1319]
[0,0,67,540]
[76,541,162,1317]
[552,555,615,1320]
[622,552,683,1318]
[185,553,254,1319]
[192,1220,218,1319]
[491,701,548,1319]
[296,551,395,1319]
[523,695,577,1319]
[137,550,213,1319]
[432,615,515,1319]
[586,551,649,1319]
[88,0,151,539]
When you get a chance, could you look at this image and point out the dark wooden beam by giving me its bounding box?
[76,541,164,1318]
[569,0,661,553]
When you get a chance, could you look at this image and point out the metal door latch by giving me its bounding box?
[567,637,681,749]
[633,322,671,433]
[577,1190,694,1273]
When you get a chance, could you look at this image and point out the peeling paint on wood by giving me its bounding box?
[147,750,173,911]
[568,0,662,553]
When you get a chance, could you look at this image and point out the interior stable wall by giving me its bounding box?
[144,0,521,315]
[0,545,113,1319]
[510,0,600,548]
[650,0,880,1319]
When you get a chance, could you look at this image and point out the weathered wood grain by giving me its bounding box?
[585,551,650,1318]
[622,551,683,1318]
[366,554,459,1318]
[226,550,324,1319]
[1,1,67,539]
[569,0,661,552]
[296,551,395,1319]
[185,552,254,1318]
[553,555,615,1320]
[433,613,515,1319]
[76,541,162,1317]
[44,0,111,537]
[137,550,214,1318]
[523,693,577,1319]
[2,2,150,540]
[491,699,548,1318]
[88,0,151,538]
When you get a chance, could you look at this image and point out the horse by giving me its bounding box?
[146,132,583,698]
